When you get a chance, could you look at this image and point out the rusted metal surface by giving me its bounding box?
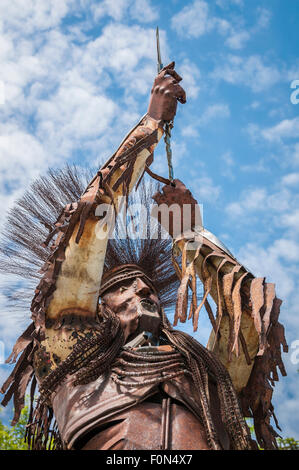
[147,62,186,123]
[80,401,210,450]
[152,178,202,238]
[0,63,287,452]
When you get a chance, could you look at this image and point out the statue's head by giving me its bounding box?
[100,265,161,343]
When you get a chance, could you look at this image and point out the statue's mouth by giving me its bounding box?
[133,298,161,341]
[139,298,159,313]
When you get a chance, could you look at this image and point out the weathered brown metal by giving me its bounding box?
[0,63,287,452]
[79,401,210,450]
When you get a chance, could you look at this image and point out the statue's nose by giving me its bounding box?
[135,277,151,296]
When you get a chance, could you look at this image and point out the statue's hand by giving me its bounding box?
[147,62,186,122]
[152,179,202,238]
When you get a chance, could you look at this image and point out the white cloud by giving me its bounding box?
[262,117,299,142]
[281,172,299,187]
[191,176,221,203]
[92,0,158,24]
[197,103,230,125]
[179,60,201,99]
[172,140,188,169]
[240,158,267,173]
[280,209,299,233]
[221,151,234,166]
[0,81,5,106]
[212,55,281,92]
[0,126,48,181]
[0,124,51,227]
[245,123,262,143]
[249,101,260,109]
[92,0,129,22]
[83,23,158,89]
[171,0,231,39]
[225,7,271,50]
[272,238,299,262]
[225,201,243,218]
[225,30,250,50]
[241,188,267,210]
[172,1,270,52]
[237,241,297,299]
[293,143,299,166]
[0,0,73,36]
[216,0,244,7]
[224,184,297,225]
[130,0,158,23]
[256,7,272,29]
[171,0,215,38]
[244,122,299,176]
[36,86,117,149]
[221,150,235,179]
[225,187,267,218]
[181,125,199,138]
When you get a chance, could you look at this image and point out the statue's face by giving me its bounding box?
[102,277,161,343]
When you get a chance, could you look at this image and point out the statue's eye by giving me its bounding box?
[116,301,129,313]
[120,287,128,293]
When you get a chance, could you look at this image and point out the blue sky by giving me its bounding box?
[0,0,298,440]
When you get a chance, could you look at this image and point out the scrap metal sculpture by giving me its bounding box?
[0,59,287,450]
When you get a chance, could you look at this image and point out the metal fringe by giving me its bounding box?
[25,306,124,450]
[160,311,254,450]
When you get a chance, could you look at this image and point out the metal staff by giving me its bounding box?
[156,27,174,182]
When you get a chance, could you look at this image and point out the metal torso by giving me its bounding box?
[50,344,230,450]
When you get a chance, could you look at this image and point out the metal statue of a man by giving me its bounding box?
[0,62,287,451]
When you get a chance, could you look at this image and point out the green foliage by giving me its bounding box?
[277,437,299,450]
[0,406,29,450]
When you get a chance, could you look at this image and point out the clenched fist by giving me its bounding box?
[147,62,186,122]
[152,179,202,238]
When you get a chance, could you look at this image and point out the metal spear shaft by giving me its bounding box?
[156,27,174,182]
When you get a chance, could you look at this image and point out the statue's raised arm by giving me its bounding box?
[41,61,185,330]
[0,63,187,442]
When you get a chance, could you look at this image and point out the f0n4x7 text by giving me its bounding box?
[150,455,192,465]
